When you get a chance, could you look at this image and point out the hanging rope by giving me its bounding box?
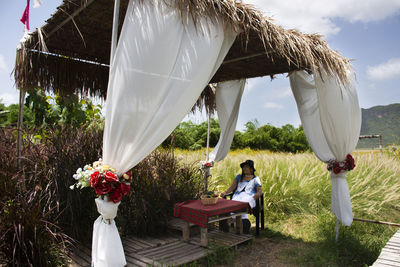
[202,112,212,192]
[206,112,211,162]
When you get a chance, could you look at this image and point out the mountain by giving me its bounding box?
[357,103,400,149]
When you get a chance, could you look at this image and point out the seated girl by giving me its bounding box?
[220,159,262,234]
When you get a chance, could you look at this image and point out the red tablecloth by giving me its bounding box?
[174,198,249,228]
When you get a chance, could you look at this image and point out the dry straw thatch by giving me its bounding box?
[14,0,352,106]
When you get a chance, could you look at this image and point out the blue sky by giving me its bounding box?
[1,1,400,130]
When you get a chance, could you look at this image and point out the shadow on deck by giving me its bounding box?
[68,218,253,266]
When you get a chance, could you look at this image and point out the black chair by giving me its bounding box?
[220,192,264,236]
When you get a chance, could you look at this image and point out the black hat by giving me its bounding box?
[240,160,255,173]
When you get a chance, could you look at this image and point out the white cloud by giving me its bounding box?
[0,55,8,73]
[245,0,400,36]
[263,102,284,109]
[274,87,292,99]
[244,78,260,96]
[0,92,19,105]
[367,58,400,80]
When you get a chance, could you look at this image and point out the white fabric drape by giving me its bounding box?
[103,0,237,175]
[289,70,361,226]
[209,79,246,162]
[92,198,125,267]
[97,0,238,265]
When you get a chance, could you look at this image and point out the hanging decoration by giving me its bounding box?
[326,154,356,174]
[20,0,31,31]
[70,159,132,203]
[70,159,129,266]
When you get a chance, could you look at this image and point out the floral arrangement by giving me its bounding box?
[70,159,131,203]
[200,160,214,169]
[326,154,355,174]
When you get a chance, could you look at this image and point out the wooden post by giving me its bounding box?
[236,215,243,234]
[204,112,211,192]
[200,227,208,247]
[182,221,190,242]
[17,89,26,191]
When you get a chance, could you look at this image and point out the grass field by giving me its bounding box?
[176,149,400,266]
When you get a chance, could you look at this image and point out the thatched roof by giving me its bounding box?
[14,0,352,100]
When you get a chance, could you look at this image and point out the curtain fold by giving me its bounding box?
[289,70,361,226]
[95,0,238,265]
[209,79,246,162]
[103,0,238,175]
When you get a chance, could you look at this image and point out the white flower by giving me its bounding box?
[69,184,75,190]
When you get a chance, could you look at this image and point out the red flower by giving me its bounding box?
[94,183,112,195]
[120,183,130,196]
[89,171,101,187]
[346,154,355,170]
[333,163,341,174]
[205,162,211,167]
[110,187,122,203]
[104,171,118,183]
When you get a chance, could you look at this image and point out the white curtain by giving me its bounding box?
[209,79,246,162]
[95,0,238,266]
[103,0,237,175]
[92,198,125,267]
[289,70,361,226]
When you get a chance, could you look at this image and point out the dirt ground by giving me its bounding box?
[216,237,301,267]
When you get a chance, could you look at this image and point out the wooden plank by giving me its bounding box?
[124,237,151,249]
[386,242,400,249]
[378,251,400,262]
[170,252,209,266]
[137,241,185,257]
[142,243,194,259]
[68,252,90,267]
[150,243,203,262]
[372,262,395,267]
[168,247,210,266]
[161,245,207,261]
[126,253,162,267]
[123,239,143,252]
[373,258,400,267]
[168,218,196,230]
[71,247,91,265]
[138,241,186,257]
[125,254,150,267]
[129,236,159,247]
[388,237,400,245]
[208,212,247,223]
[382,247,400,254]
[372,229,400,267]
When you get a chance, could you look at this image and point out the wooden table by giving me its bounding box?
[174,199,249,247]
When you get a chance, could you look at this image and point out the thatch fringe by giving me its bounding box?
[191,84,216,115]
[14,0,352,108]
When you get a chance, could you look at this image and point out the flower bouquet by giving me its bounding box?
[71,159,131,203]
[200,160,214,177]
[326,154,356,174]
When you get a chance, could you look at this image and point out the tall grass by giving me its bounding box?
[176,149,400,266]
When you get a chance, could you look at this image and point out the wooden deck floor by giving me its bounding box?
[68,222,253,266]
[372,228,400,267]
